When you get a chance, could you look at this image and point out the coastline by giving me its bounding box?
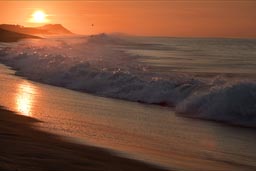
[0,107,168,171]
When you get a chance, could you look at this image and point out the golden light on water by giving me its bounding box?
[16,82,35,116]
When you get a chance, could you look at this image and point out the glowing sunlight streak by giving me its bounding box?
[16,82,36,116]
[29,10,49,23]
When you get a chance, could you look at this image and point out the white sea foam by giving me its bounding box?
[0,34,256,127]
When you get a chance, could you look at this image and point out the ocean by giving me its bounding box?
[122,36,256,75]
[0,35,256,170]
[0,34,255,127]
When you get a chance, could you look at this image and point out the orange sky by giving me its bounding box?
[0,1,255,38]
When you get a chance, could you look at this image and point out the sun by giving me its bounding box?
[32,10,47,23]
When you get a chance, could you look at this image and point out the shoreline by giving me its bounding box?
[0,107,168,171]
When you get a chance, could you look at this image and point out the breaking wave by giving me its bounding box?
[176,82,256,127]
[0,34,256,127]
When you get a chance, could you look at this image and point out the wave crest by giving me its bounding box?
[177,83,256,127]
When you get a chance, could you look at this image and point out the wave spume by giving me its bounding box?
[0,35,256,127]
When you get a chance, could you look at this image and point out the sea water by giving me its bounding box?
[0,34,255,127]
[121,36,256,75]
[0,64,256,170]
[0,35,256,170]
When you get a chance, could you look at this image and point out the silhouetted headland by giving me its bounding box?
[0,24,73,36]
[0,28,40,42]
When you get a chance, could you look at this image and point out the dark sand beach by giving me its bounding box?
[0,107,167,171]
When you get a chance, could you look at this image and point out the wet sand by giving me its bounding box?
[0,107,168,171]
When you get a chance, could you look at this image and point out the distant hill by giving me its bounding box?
[0,24,73,36]
[37,24,73,35]
[0,28,41,42]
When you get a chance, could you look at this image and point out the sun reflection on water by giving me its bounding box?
[16,82,36,116]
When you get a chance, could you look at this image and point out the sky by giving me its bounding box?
[0,1,255,38]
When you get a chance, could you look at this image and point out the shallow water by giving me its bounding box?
[0,64,256,171]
